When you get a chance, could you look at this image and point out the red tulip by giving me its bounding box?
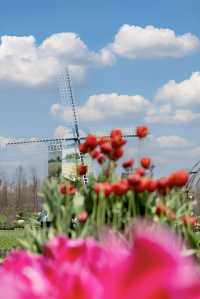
[97,154,106,164]
[157,177,169,189]
[59,184,76,196]
[79,143,88,154]
[110,147,124,161]
[98,136,109,146]
[112,179,129,196]
[100,142,113,155]
[135,167,145,176]
[78,211,88,222]
[94,183,103,195]
[60,184,67,195]
[93,182,112,197]
[77,164,88,176]
[90,149,101,159]
[85,134,97,150]
[103,182,113,197]
[134,178,149,193]
[181,215,197,227]
[110,128,123,139]
[128,173,141,186]
[111,137,127,149]
[146,179,158,192]
[140,157,151,169]
[110,129,126,149]
[170,170,189,187]
[155,202,168,216]
[136,126,149,139]
[122,159,134,169]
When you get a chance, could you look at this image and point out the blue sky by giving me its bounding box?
[0,0,200,176]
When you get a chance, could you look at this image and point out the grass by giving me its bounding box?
[0,229,25,258]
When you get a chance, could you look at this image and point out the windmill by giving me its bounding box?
[186,160,200,204]
[4,69,137,182]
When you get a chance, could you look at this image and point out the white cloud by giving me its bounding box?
[156,135,192,149]
[155,72,200,107]
[0,25,199,87]
[51,93,150,123]
[51,104,63,116]
[174,109,200,122]
[54,126,86,139]
[110,24,200,59]
[146,71,200,124]
[0,33,113,87]
[145,104,200,124]
[54,126,74,138]
[92,48,116,66]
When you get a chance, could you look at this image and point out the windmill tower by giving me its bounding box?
[58,69,88,184]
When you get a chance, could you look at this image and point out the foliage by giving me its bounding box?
[0,229,25,258]
[0,214,7,225]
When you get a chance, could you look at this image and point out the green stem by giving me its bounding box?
[92,194,98,223]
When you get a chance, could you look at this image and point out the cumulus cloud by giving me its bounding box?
[0,33,114,87]
[174,109,200,122]
[156,135,192,149]
[52,72,200,126]
[144,71,200,124]
[145,104,200,124]
[0,25,199,87]
[155,72,200,107]
[51,93,150,123]
[109,24,200,59]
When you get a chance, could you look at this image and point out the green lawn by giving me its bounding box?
[0,229,25,257]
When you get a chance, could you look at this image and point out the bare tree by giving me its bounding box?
[31,168,39,212]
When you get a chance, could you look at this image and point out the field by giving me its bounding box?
[0,229,25,258]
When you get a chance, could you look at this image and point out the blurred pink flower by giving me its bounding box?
[0,225,200,299]
[103,226,200,299]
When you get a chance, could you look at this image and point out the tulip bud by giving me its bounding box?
[77,165,88,176]
[140,157,151,169]
[79,143,88,154]
[85,134,97,150]
[136,126,148,139]
[100,142,113,155]
[122,159,134,169]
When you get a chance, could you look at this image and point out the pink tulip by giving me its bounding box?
[103,225,200,299]
[0,225,200,299]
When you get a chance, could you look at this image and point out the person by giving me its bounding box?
[37,210,51,228]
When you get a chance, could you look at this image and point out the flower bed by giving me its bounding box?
[1,126,200,298]
[20,126,200,255]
